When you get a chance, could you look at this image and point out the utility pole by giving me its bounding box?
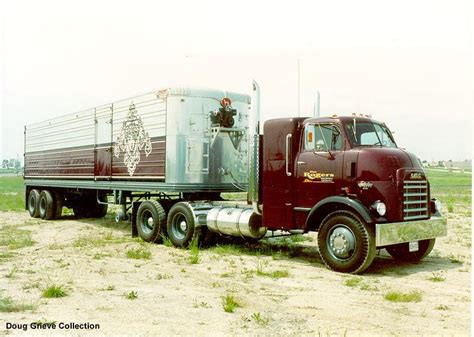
[297,59,301,117]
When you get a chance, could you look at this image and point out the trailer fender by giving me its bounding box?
[304,196,373,232]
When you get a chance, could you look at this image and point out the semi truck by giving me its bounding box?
[24,81,447,273]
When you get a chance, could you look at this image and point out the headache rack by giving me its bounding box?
[403,180,429,220]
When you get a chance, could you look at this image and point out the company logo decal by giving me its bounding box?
[357,181,373,190]
[303,171,334,183]
[114,103,152,176]
[409,172,423,180]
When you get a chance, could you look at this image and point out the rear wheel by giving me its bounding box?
[136,200,166,243]
[317,211,376,274]
[167,202,200,248]
[28,189,41,218]
[386,239,435,262]
[39,190,56,220]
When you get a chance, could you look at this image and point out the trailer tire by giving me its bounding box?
[167,202,197,248]
[386,239,435,262]
[90,194,108,218]
[136,200,166,243]
[317,211,376,274]
[28,189,41,218]
[39,190,56,220]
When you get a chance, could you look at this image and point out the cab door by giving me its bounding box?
[294,123,344,210]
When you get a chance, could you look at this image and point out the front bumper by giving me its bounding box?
[375,216,447,247]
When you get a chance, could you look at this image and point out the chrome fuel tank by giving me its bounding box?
[206,207,267,239]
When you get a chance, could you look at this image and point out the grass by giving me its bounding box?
[99,285,115,291]
[428,271,446,282]
[435,304,450,311]
[0,176,24,211]
[384,290,422,303]
[0,294,36,312]
[125,246,151,259]
[425,169,471,207]
[344,277,363,287]
[254,259,289,279]
[188,236,200,264]
[5,266,18,279]
[42,284,68,298]
[222,293,241,313]
[193,299,211,308]
[0,225,35,250]
[251,312,270,326]
[125,291,138,300]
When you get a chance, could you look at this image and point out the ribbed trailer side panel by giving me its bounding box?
[25,108,96,178]
[25,93,167,180]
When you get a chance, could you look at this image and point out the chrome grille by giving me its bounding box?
[403,180,429,220]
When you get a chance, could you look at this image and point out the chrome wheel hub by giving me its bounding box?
[328,225,356,260]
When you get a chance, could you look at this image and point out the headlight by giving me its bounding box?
[372,201,386,216]
[434,199,442,213]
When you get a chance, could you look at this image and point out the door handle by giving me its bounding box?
[297,161,306,165]
[285,134,292,176]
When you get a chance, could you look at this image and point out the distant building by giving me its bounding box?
[443,160,472,172]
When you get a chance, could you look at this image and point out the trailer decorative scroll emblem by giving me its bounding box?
[114,103,152,176]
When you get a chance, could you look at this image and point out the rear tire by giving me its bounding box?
[39,190,56,220]
[317,211,376,274]
[386,239,435,262]
[136,200,166,243]
[28,189,41,218]
[167,202,197,248]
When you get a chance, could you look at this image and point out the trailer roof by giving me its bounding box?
[25,86,251,128]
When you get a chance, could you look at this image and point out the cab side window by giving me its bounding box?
[304,124,342,152]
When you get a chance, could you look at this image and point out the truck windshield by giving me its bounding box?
[345,120,397,148]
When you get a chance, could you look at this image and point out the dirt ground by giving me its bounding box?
[0,209,471,336]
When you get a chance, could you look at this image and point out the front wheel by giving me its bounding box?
[386,239,435,262]
[317,211,376,274]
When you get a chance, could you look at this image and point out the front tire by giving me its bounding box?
[386,239,435,262]
[136,200,166,243]
[28,189,41,218]
[317,211,376,274]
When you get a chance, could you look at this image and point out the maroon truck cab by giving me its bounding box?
[261,116,446,273]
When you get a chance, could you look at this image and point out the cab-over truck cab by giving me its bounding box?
[261,116,446,273]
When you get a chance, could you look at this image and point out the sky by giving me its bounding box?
[0,0,472,162]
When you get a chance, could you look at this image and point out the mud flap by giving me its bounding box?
[131,201,142,238]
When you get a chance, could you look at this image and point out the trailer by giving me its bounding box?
[24,81,447,273]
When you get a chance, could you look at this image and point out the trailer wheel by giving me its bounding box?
[39,190,56,220]
[386,239,435,262]
[136,200,166,243]
[167,202,197,247]
[28,189,41,218]
[90,194,108,218]
[317,211,376,274]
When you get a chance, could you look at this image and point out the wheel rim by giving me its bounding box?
[170,213,188,240]
[29,195,36,213]
[327,224,356,261]
[140,210,154,235]
[39,197,46,216]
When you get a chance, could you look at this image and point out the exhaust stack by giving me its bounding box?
[314,91,320,117]
[249,80,262,215]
